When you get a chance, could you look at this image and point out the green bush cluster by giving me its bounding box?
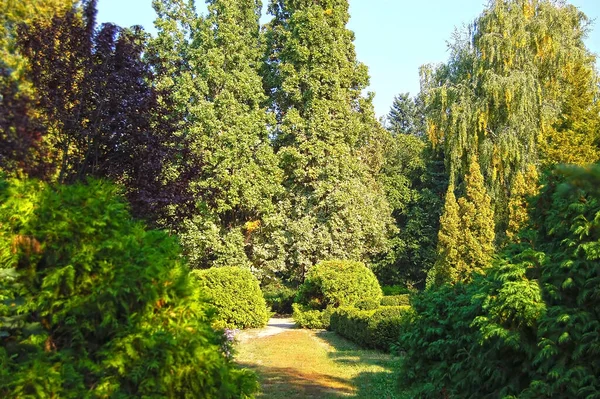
[293,260,383,329]
[380,294,410,307]
[0,179,258,398]
[291,304,332,329]
[262,282,297,315]
[381,285,412,296]
[192,267,270,329]
[397,165,600,397]
[330,306,411,352]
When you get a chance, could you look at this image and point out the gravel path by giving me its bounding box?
[237,317,297,342]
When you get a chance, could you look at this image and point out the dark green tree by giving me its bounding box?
[386,92,425,136]
[263,0,394,280]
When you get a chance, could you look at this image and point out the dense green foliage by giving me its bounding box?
[0,179,257,398]
[262,282,297,315]
[293,260,382,329]
[398,163,600,398]
[296,260,383,310]
[330,306,411,352]
[428,157,495,286]
[263,0,394,281]
[151,0,282,270]
[376,129,447,288]
[192,267,270,329]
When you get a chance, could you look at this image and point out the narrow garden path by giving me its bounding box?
[235,318,409,399]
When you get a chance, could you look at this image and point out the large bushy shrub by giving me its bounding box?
[330,306,411,352]
[397,164,600,398]
[0,179,258,398]
[293,260,383,329]
[192,267,270,329]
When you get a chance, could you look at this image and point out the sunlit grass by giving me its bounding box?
[235,329,412,398]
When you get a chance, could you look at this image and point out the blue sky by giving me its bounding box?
[97,0,600,117]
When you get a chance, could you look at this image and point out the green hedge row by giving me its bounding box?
[330,305,411,352]
[380,294,410,307]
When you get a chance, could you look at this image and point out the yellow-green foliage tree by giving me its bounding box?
[506,164,539,242]
[422,0,600,235]
[429,157,495,285]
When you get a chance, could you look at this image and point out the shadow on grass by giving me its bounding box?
[315,331,407,399]
[237,362,352,398]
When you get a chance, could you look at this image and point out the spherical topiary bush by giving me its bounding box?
[297,260,383,309]
[294,260,382,328]
[0,179,258,398]
[192,266,270,329]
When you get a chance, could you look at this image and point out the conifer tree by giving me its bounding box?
[151,0,282,271]
[428,157,495,286]
[428,184,461,286]
[506,164,539,242]
[458,157,495,279]
[263,0,394,280]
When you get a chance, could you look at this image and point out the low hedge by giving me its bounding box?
[192,267,270,329]
[330,305,411,352]
[380,294,410,307]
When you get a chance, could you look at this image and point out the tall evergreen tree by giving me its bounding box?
[506,164,539,242]
[429,157,495,286]
[263,0,394,280]
[151,0,282,272]
[386,92,425,137]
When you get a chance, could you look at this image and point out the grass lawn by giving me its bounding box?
[235,329,411,398]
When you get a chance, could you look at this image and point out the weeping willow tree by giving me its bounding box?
[423,0,600,235]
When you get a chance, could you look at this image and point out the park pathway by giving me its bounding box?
[234,318,406,398]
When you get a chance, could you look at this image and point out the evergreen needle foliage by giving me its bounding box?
[0,178,258,398]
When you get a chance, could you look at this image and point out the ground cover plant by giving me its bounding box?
[192,266,270,329]
[0,179,258,398]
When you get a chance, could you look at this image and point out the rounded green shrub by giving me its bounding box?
[0,179,258,398]
[294,260,382,329]
[297,260,383,309]
[192,266,270,329]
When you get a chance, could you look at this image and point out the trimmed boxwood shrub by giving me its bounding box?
[0,179,258,398]
[330,305,411,352]
[262,282,297,315]
[380,294,410,307]
[192,266,270,329]
[294,260,382,328]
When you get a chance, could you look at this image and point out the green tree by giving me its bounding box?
[263,0,394,280]
[151,0,282,272]
[0,178,258,398]
[428,184,461,286]
[386,92,425,136]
